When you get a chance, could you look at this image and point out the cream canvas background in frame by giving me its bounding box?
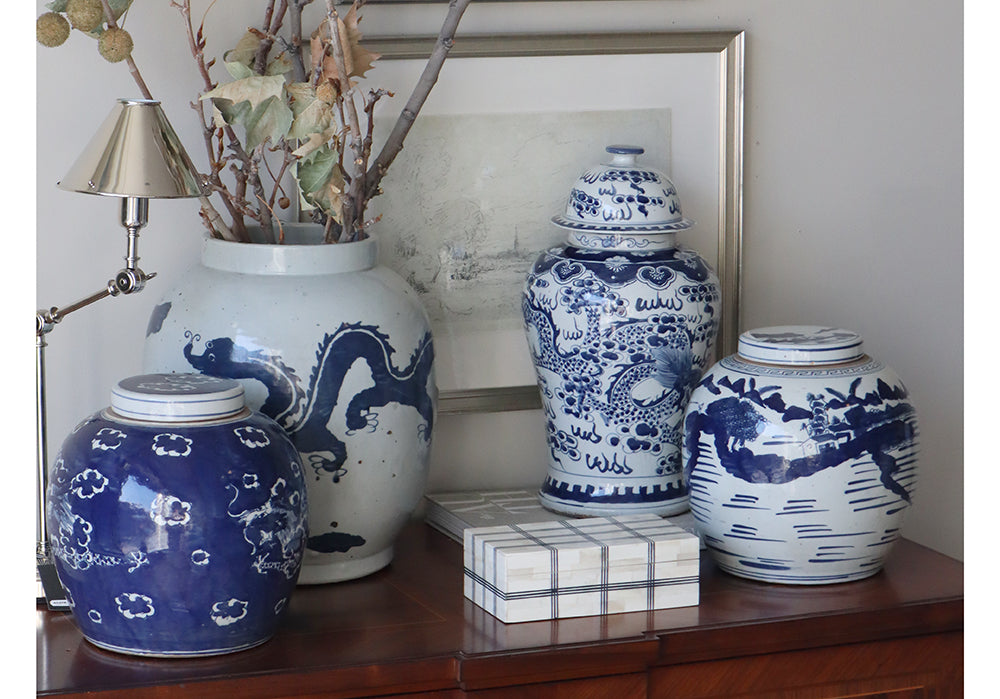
[361,32,744,414]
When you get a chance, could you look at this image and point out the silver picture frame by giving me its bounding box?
[367,31,745,415]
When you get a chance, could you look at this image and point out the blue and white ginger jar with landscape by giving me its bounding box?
[46,373,308,656]
[683,326,919,584]
[523,145,719,516]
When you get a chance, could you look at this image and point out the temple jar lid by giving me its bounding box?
[110,373,246,423]
[737,326,866,366]
[551,145,694,233]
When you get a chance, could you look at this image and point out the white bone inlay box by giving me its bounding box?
[463,515,699,623]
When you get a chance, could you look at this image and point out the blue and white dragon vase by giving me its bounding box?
[46,374,308,656]
[523,145,720,516]
[683,326,920,584]
[143,225,437,584]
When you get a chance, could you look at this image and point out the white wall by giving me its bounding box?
[33,0,963,561]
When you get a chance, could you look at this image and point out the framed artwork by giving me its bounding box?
[364,31,745,414]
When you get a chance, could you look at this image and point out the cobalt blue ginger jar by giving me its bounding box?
[46,373,308,656]
[523,145,720,516]
[683,326,920,584]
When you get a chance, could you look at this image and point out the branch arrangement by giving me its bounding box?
[37,0,474,244]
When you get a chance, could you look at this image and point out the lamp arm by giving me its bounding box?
[35,269,158,336]
[36,196,156,593]
[36,197,155,335]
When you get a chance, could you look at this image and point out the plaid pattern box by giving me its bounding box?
[463,515,699,623]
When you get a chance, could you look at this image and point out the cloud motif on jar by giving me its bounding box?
[70,468,108,499]
[191,549,210,566]
[243,473,260,489]
[552,260,586,283]
[234,426,271,449]
[210,598,248,626]
[152,433,193,457]
[636,265,676,289]
[88,609,101,624]
[56,513,93,569]
[115,592,155,619]
[274,597,287,615]
[92,427,126,451]
[150,493,192,527]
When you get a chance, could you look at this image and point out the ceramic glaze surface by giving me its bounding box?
[143,227,437,584]
[523,244,719,516]
[551,145,694,234]
[682,326,920,584]
[46,374,308,656]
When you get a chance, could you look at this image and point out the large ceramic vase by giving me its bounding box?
[683,326,920,584]
[46,373,308,656]
[523,145,720,516]
[143,225,437,583]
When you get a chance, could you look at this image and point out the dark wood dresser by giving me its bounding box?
[36,521,963,698]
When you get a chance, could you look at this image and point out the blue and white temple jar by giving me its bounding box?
[45,373,308,656]
[683,326,920,584]
[523,145,720,516]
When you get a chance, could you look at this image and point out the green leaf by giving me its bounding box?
[286,83,332,141]
[244,95,294,151]
[296,146,345,219]
[212,100,251,129]
[297,147,337,194]
[224,61,256,80]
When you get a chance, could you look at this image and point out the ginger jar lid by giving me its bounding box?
[551,145,695,233]
[737,326,865,366]
[111,373,246,422]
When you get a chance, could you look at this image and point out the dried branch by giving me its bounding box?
[323,0,367,242]
[288,0,315,82]
[61,0,473,244]
[173,0,245,242]
[364,0,473,204]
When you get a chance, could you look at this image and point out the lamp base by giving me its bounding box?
[36,553,69,611]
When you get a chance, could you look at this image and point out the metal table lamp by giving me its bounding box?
[36,98,204,606]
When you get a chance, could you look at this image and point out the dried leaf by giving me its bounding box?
[223,30,261,68]
[286,83,334,141]
[341,4,380,79]
[202,74,286,113]
[292,126,340,158]
[311,4,380,87]
[225,61,256,80]
[244,95,294,151]
[296,146,346,221]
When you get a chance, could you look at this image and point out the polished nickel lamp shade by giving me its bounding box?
[58,98,203,199]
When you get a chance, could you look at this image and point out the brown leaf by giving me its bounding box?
[340,4,381,79]
[311,4,380,87]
